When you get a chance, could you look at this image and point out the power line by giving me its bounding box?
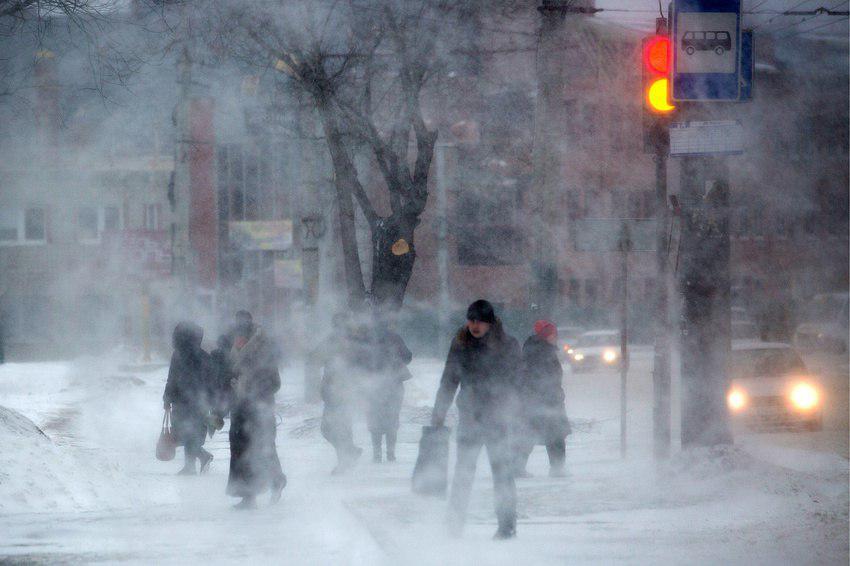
[779,14,849,35]
[752,0,818,29]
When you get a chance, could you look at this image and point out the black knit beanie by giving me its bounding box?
[466,299,496,324]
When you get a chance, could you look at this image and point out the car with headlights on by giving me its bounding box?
[567,330,621,372]
[727,341,823,431]
[557,325,584,360]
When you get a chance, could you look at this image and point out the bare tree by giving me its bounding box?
[0,0,162,101]
[206,0,470,310]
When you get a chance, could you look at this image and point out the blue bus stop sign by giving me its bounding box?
[672,0,742,101]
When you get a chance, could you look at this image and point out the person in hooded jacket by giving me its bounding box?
[163,321,215,475]
[317,313,364,475]
[362,320,412,463]
[431,299,522,540]
[226,311,287,509]
[515,320,571,478]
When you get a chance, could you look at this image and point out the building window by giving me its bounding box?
[78,206,123,243]
[25,208,45,240]
[144,204,162,231]
[104,206,121,232]
[78,207,99,241]
[566,190,585,219]
[628,192,642,218]
[585,278,599,306]
[0,209,18,241]
[455,184,524,266]
[0,207,46,244]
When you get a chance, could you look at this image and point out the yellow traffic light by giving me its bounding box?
[647,78,674,112]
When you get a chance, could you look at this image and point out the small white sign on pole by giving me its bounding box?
[669,120,744,156]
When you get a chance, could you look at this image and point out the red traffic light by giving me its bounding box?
[643,36,670,75]
[642,35,674,114]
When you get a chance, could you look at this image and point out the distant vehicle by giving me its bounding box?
[726,342,823,431]
[556,325,584,359]
[732,320,760,341]
[568,330,621,372]
[794,293,849,353]
[682,30,732,56]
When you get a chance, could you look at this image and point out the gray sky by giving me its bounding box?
[595,0,849,39]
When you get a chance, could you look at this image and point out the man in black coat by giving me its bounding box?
[515,320,571,477]
[208,333,234,431]
[431,299,522,540]
[163,321,214,475]
[226,312,287,509]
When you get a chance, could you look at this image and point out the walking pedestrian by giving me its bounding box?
[317,313,363,475]
[163,321,215,475]
[431,299,522,540]
[364,317,412,463]
[515,320,571,478]
[226,311,287,509]
[208,333,235,433]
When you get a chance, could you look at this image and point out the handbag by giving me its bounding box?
[156,409,177,461]
[412,425,450,497]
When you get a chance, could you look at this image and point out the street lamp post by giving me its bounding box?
[301,213,325,403]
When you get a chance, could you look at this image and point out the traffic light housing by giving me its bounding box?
[642,19,673,153]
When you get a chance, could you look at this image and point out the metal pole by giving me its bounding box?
[435,144,450,355]
[619,223,631,458]
[141,290,151,363]
[652,146,671,459]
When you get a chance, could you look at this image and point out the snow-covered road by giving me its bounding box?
[0,353,847,564]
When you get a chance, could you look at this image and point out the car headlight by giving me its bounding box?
[727,388,748,412]
[573,352,585,361]
[603,349,618,363]
[789,382,819,411]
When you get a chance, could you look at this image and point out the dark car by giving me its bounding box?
[682,30,732,56]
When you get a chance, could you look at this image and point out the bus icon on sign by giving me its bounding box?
[682,30,732,55]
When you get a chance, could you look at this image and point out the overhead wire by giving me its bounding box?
[779,14,849,35]
[751,0,815,29]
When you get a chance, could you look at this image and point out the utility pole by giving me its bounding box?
[435,143,453,356]
[679,151,733,447]
[641,17,673,459]
[532,0,597,318]
[618,222,632,458]
[652,142,671,458]
[669,1,742,449]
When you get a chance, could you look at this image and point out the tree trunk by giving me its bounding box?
[370,214,417,310]
[317,102,367,308]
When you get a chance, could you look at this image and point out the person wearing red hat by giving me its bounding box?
[515,319,571,478]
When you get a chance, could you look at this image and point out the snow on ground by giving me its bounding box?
[0,354,847,564]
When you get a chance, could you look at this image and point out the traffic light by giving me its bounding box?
[642,18,673,152]
[643,36,673,113]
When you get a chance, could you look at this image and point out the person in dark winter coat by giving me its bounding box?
[163,321,215,475]
[317,313,363,475]
[431,299,522,540]
[208,334,235,431]
[515,320,571,478]
[362,323,412,463]
[226,312,287,509]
